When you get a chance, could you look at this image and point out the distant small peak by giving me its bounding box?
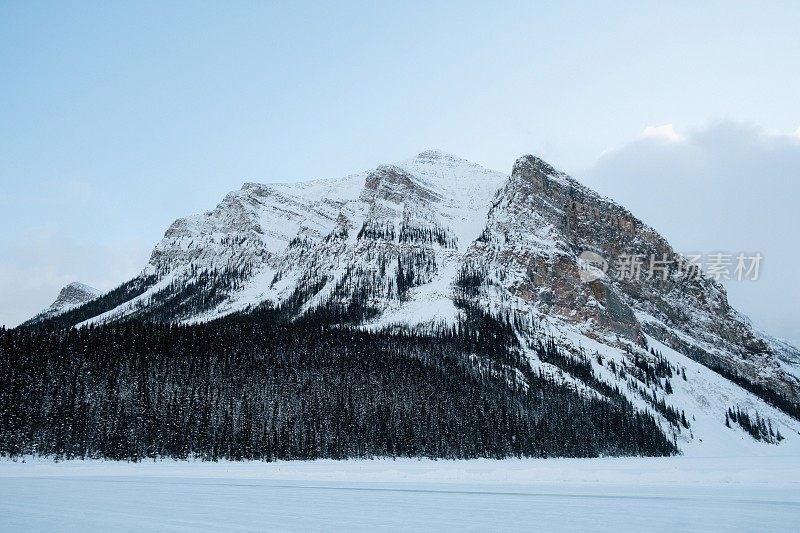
[36,282,102,319]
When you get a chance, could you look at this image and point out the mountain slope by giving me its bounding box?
[20,150,800,457]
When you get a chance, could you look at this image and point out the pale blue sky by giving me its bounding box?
[1,1,799,341]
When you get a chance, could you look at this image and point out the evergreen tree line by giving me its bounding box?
[130,266,254,323]
[535,339,689,431]
[356,220,456,249]
[633,384,689,430]
[726,406,783,444]
[0,304,677,461]
[454,263,489,295]
[398,223,457,249]
[709,363,800,421]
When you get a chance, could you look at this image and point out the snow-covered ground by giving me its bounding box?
[2,456,798,532]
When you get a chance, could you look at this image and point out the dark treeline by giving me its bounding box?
[709,363,800,421]
[533,338,688,432]
[726,406,783,444]
[0,305,676,461]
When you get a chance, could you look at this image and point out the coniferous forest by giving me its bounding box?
[0,303,677,461]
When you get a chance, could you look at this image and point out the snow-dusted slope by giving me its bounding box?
[28,150,800,454]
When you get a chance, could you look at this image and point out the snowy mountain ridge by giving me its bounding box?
[28,150,800,455]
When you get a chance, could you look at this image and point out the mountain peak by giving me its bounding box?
[408,150,488,170]
[513,154,559,177]
[62,281,99,294]
[415,148,461,160]
[52,282,101,309]
[397,150,506,188]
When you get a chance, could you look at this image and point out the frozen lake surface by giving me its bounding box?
[1,456,798,532]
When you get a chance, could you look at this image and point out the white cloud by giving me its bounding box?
[639,124,685,143]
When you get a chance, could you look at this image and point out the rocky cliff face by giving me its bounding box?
[27,150,800,452]
[482,155,798,401]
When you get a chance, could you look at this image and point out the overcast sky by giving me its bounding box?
[1,1,798,343]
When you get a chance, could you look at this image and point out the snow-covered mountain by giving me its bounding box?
[27,150,800,455]
[30,282,101,322]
